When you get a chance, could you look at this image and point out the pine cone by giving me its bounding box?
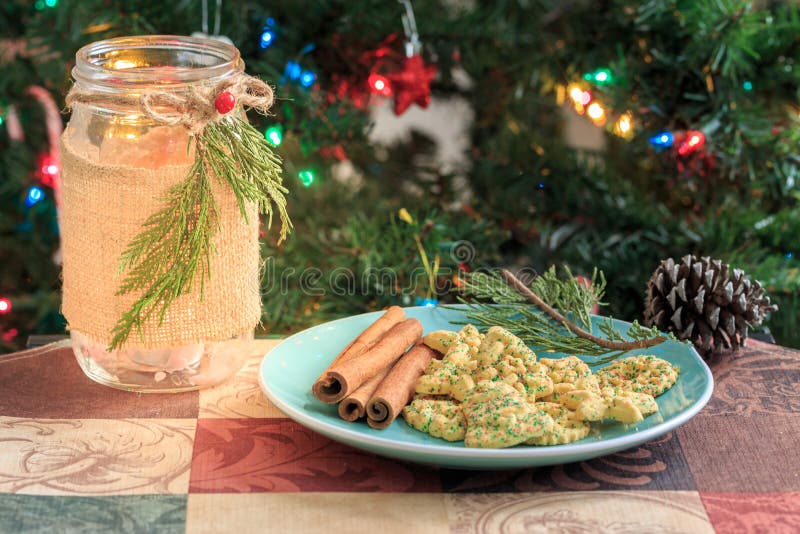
[643,255,777,356]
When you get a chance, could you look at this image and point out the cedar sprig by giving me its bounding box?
[108,116,291,350]
[457,267,671,364]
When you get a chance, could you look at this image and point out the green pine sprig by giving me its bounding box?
[108,116,291,350]
[457,267,671,364]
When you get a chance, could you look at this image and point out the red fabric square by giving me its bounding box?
[701,492,800,534]
[189,418,440,493]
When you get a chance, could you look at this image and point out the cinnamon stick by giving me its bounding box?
[324,318,422,402]
[312,306,405,403]
[366,343,437,429]
[338,364,393,421]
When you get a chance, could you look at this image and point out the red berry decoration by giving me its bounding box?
[214,91,236,114]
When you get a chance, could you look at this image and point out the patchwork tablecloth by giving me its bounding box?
[1,339,798,533]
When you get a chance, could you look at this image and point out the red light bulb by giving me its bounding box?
[677,131,705,156]
[368,73,393,97]
[36,152,60,187]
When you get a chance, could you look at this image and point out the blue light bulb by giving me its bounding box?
[299,70,316,88]
[649,131,674,149]
[285,61,302,81]
[260,30,274,49]
[25,186,44,207]
[414,297,438,307]
[265,17,276,27]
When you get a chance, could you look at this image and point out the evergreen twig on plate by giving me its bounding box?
[457,267,670,363]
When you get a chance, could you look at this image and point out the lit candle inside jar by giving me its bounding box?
[99,59,194,168]
[100,122,193,168]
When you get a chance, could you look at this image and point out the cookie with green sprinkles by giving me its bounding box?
[595,355,678,397]
[402,398,466,441]
[422,330,459,354]
[526,402,590,445]
[463,392,554,448]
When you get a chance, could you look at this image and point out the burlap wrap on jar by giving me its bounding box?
[59,137,261,349]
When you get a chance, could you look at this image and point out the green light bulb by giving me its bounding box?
[44,0,58,6]
[593,68,612,84]
[265,125,283,146]
[298,170,315,187]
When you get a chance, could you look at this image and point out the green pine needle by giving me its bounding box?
[456,267,671,365]
[108,117,291,350]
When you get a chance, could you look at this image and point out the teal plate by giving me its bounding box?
[259,305,714,469]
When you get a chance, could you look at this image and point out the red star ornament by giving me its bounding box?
[386,54,437,115]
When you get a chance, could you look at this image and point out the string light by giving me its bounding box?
[584,68,613,85]
[265,125,283,146]
[568,86,592,105]
[44,164,58,174]
[614,112,634,139]
[743,80,753,91]
[298,169,315,187]
[586,102,605,123]
[284,61,302,81]
[260,30,275,48]
[37,153,59,187]
[649,132,674,149]
[368,73,393,96]
[677,131,705,156]
[25,186,44,207]
[594,69,611,83]
[299,70,317,88]
[33,0,59,9]
[786,252,793,260]
[0,298,10,314]
[1,327,18,342]
[567,84,592,114]
[259,16,277,49]
[414,297,438,307]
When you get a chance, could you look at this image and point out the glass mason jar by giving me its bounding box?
[62,36,260,392]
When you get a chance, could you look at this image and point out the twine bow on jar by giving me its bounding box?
[65,73,274,136]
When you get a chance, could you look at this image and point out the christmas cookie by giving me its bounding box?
[595,355,678,396]
[462,381,554,448]
[402,397,466,442]
[526,402,591,446]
